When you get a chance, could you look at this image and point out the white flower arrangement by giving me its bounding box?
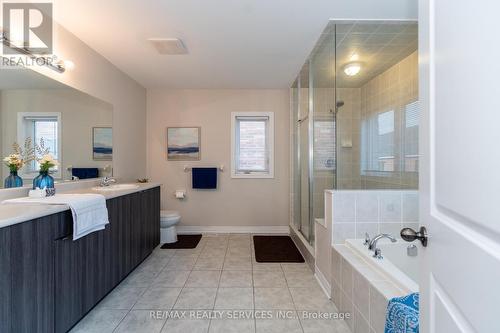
[4,137,58,173]
[38,154,58,172]
[3,154,24,172]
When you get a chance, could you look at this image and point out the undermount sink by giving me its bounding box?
[92,184,140,191]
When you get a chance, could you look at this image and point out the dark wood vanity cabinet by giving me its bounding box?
[0,186,160,333]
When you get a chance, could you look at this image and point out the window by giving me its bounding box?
[17,112,62,179]
[361,101,420,175]
[405,101,419,128]
[231,112,274,178]
[378,110,395,135]
[361,110,395,174]
[314,120,335,170]
[403,100,419,172]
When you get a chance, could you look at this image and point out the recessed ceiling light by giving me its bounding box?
[148,38,188,55]
[343,62,362,76]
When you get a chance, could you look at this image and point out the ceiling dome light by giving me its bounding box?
[343,62,362,76]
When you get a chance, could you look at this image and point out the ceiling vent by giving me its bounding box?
[148,38,188,55]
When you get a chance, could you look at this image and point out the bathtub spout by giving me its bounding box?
[368,233,397,254]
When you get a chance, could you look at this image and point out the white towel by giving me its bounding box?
[3,194,109,240]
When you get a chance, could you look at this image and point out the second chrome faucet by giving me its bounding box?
[367,233,397,259]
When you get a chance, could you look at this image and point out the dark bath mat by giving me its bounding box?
[161,234,202,249]
[253,235,305,263]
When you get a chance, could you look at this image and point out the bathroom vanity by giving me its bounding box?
[0,184,160,333]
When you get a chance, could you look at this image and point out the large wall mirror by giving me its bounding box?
[0,69,113,189]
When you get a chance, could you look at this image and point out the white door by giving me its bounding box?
[419,0,500,332]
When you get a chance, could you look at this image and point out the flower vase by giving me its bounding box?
[33,170,55,196]
[4,170,23,188]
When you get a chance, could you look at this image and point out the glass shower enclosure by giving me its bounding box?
[292,21,419,246]
[292,28,336,246]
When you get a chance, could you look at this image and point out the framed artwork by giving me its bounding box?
[166,127,201,161]
[92,127,113,161]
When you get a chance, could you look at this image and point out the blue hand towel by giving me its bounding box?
[72,168,99,180]
[192,167,217,189]
[385,292,419,333]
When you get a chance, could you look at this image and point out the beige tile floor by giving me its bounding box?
[70,234,351,333]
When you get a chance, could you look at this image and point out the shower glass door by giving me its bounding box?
[291,26,336,246]
[291,62,313,243]
[310,29,336,235]
[298,63,311,242]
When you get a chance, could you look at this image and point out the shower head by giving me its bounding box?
[332,100,345,114]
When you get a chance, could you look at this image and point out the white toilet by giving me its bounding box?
[160,210,181,243]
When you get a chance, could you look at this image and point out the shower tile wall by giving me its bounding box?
[336,88,361,189]
[338,51,419,190]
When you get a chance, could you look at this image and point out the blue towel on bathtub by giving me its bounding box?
[385,293,419,333]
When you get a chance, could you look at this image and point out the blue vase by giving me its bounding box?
[33,170,54,190]
[4,170,23,188]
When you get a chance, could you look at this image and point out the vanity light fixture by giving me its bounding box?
[343,62,362,76]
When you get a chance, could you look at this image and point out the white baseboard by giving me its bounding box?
[177,225,289,235]
[315,265,331,299]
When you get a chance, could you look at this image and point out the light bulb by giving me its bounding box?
[63,60,75,71]
[343,62,362,76]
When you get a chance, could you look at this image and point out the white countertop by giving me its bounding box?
[0,182,161,229]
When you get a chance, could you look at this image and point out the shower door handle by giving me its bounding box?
[400,226,428,247]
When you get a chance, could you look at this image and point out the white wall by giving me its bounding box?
[25,21,147,180]
[147,89,290,230]
[0,89,113,180]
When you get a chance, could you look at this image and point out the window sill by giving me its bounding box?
[231,172,274,179]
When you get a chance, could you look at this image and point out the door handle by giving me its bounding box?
[400,226,428,247]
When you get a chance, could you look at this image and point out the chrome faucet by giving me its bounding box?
[99,176,116,187]
[368,233,397,259]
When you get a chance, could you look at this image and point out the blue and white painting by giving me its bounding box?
[93,127,113,161]
[167,127,200,160]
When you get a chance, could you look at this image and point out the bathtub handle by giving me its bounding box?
[363,233,371,246]
[400,226,428,247]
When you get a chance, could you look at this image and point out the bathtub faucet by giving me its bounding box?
[368,233,397,259]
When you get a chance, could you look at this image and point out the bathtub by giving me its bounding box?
[345,238,419,293]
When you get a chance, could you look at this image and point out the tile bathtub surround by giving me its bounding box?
[330,245,406,333]
[331,189,419,244]
[70,234,351,333]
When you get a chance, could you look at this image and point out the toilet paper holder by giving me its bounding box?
[174,190,186,199]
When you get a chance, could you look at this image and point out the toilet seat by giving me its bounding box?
[161,210,180,219]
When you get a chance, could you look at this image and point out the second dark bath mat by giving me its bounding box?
[253,235,305,263]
